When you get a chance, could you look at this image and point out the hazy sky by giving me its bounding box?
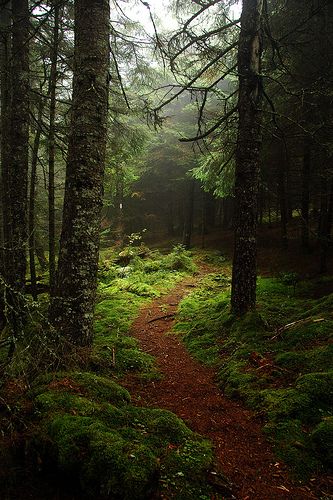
[121,0,242,35]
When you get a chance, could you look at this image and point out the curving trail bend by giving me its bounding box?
[123,268,324,499]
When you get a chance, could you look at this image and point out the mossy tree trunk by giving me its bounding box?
[8,0,29,291]
[48,1,60,293]
[49,0,110,346]
[231,0,263,316]
[0,0,11,276]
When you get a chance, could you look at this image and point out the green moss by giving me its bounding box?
[160,439,214,499]
[218,361,256,398]
[174,270,333,478]
[275,346,333,373]
[264,420,320,478]
[30,397,215,499]
[296,371,333,407]
[70,372,131,404]
[35,392,98,414]
[31,372,131,405]
[311,418,333,467]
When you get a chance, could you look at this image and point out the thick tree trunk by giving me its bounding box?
[258,183,264,226]
[0,1,11,276]
[49,0,110,347]
[8,0,29,291]
[48,2,60,293]
[319,177,333,274]
[231,0,263,316]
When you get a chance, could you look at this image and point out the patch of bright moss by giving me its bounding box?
[28,385,215,499]
[275,345,333,373]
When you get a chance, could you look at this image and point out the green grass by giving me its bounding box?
[175,270,333,479]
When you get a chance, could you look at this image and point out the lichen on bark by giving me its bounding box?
[49,0,110,346]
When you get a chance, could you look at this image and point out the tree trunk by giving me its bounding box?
[278,162,288,249]
[48,2,60,293]
[35,236,48,271]
[182,179,195,249]
[0,1,11,276]
[231,0,263,316]
[28,99,43,301]
[167,191,174,237]
[8,0,29,291]
[115,165,124,247]
[319,177,333,274]
[258,183,264,226]
[49,0,110,347]
[301,139,311,251]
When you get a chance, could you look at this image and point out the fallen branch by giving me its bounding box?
[147,313,175,324]
[271,317,325,340]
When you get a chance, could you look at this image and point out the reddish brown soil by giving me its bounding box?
[123,268,330,500]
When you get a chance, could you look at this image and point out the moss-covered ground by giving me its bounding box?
[0,245,220,499]
[175,263,333,480]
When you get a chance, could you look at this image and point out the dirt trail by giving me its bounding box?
[123,268,324,500]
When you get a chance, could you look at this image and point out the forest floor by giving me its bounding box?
[123,264,331,500]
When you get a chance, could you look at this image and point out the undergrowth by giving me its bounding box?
[175,271,333,480]
[93,244,197,377]
[0,245,223,499]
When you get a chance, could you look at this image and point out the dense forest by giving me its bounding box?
[0,0,332,498]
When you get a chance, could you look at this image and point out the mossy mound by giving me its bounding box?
[26,373,215,499]
[175,270,333,479]
[311,417,333,468]
[93,245,198,379]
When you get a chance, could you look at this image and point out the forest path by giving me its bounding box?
[123,266,317,500]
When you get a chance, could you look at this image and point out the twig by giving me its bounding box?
[147,313,175,323]
[271,318,325,340]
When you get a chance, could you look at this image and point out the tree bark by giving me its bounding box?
[8,0,29,291]
[278,161,288,249]
[301,138,311,251]
[48,1,60,293]
[49,0,110,346]
[182,179,195,249]
[0,1,11,276]
[231,0,263,316]
[319,177,333,274]
[114,164,124,247]
[28,99,43,301]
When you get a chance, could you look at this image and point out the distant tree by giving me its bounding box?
[49,0,110,346]
[47,0,61,292]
